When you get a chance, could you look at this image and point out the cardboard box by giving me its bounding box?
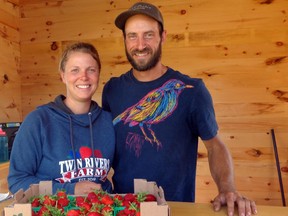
[3,179,170,216]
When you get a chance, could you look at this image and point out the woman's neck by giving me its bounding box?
[64,98,91,114]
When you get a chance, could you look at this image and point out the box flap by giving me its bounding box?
[134,179,167,205]
[4,203,32,216]
[39,181,52,195]
[140,202,170,216]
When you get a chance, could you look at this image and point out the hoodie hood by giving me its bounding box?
[38,95,102,127]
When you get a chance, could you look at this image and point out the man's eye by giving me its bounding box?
[127,35,137,40]
[144,33,154,39]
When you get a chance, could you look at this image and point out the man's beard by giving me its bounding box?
[125,42,162,71]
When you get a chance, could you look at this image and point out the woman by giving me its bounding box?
[8,42,115,195]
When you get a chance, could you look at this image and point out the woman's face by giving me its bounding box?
[61,51,100,103]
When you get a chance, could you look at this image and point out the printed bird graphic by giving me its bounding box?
[113,79,193,147]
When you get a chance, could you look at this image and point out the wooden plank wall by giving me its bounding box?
[2,0,288,206]
[0,0,21,122]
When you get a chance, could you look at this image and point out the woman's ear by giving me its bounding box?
[60,71,66,84]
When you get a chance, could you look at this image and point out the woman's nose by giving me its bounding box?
[79,70,89,79]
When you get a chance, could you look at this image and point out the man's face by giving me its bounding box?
[124,14,163,71]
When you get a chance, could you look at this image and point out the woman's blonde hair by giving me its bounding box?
[59,42,101,72]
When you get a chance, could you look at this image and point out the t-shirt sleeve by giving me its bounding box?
[191,80,218,140]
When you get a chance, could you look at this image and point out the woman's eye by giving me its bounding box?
[88,68,96,73]
[71,68,79,73]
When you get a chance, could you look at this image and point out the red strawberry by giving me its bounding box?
[31,197,40,207]
[87,212,102,216]
[42,195,56,206]
[87,191,98,201]
[113,194,124,207]
[101,205,113,214]
[66,209,81,216]
[114,194,123,201]
[56,190,67,198]
[145,194,157,201]
[123,193,136,202]
[37,206,49,216]
[79,202,92,213]
[75,196,85,206]
[116,210,128,216]
[31,210,38,216]
[57,197,69,207]
[101,194,114,205]
[90,196,101,204]
[79,146,92,158]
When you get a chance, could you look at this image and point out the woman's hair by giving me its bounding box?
[59,42,101,72]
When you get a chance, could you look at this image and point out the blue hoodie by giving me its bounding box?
[8,95,115,194]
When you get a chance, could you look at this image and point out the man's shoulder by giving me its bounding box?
[169,69,204,86]
[106,71,130,83]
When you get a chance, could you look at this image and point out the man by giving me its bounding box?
[102,2,257,216]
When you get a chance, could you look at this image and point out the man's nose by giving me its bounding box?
[136,37,147,50]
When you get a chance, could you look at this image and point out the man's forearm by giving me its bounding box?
[206,138,236,193]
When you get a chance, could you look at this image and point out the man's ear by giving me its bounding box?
[161,30,167,44]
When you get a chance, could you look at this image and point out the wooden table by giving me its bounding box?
[168,202,288,215]
[1,200,288,216]
[1,162,288,215]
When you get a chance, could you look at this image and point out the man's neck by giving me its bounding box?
[132,64,168,82]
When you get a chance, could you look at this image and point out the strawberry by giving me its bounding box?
[30,197,40,207]
[37,206,49,216]
[128,201,140,212]
[144,194,157,202]
[79,201,92,214]
[123,193,136,202]
[136,192,157,202]
[42,195,56,206]
[87,191,98,202]
[87,212,102,216]
[113,194,124,207]
[56,190,67,198]
[57,197,69,207]
[31,210,38,216]
[101,194,114,205]
[101,205,113,215]
[66,209,81,216]
[75,196,85,206]
[79,146,92,158]
[114,194,123,201]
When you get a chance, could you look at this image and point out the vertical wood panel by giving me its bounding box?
[0,0,21,122]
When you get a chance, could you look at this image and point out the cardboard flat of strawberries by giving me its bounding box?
[3,179,170,216]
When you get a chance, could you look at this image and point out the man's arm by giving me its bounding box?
[203,135,257,216]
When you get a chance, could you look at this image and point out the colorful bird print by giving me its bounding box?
[113,79,193,147]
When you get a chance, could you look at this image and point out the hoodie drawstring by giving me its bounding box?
[68,115,79,174]
[88,112,96,177]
